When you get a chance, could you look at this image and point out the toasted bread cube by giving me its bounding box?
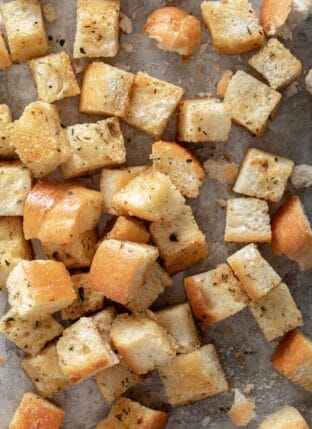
[73,0,120,58]
[159,344,228,405]
[8,102,71,178]
[24,181,103,244]
[228,389,256,427]
[224,70,281,136]
[7,260,76,317]
[233,148,294,202]
[0,104,15,158]
[0,29,12,69]
[110,312,177,374]
[258,405,309,429]
[123,71,184,138]
[185,263,248,325]
[1,0,48,63]
[201,0,264,55]
[150,141,204,198]
[103,216,150,244]
[204,157,239,185]
[80,62,135,117]
[227,244,281,300]
[224,198,272,243]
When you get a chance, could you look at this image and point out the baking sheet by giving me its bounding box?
[0,0,312,427]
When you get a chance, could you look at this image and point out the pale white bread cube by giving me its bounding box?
[291,164,312,188]
[0,104,15,158]
[305,68,312,95]
[56,316,119,384]
[113,169,185,223]
[80,62,135,117]
[150,140,204,198]
[91,307,117,341]
[177,98,231,143]
[184,263,249,325]
[216,70,233,98]
[228,389,256,427]
[149,205,209,275]
[1,0,48,63]
[155,302,200,353]
[201,0,264,55]
[227,243,281,300]
[8,102,71,178]
[0,29,12,69]
[224,70,282,137]
[233,148,294,202]
[204,158,239,185]
[73,0,120,58]
[159,344,228,406]
[258,405,309,429]
[7,260,76,317]
[103,216,150,244]
[224,198,272,243]
[123,71,184,138]
[110,312,177,374]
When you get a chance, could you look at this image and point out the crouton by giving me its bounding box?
[227,244,281,300]
[56,317,119,384]
[233,148,294,202]
[201,0,264,55]
[271,196,312,270]
[103,216,150,244]
[150,140,204,198]
[0,104,15,158]
[156,302,200,353]
[9,392,64,429]
[216,70,233,98]
[306,68,312,95]
[92,307,117,340]
[224,198,272,243]
[23,181,103,244]
[258,405,309,429]
[123,71,184,138]
[291,164,312,188]
[7,260,76,317]
[159,344,228,406]
[113,169,185,223]
[95,397,169,429]
[177,98,231,143]
[73,0,120,58]
[149,205,208,275]
[228,389,256,427]
[1,0,48,63]
[0,29,12,69]
[110,312,177,374]
[223,70,282,137]
[8,102,71,178]
[204,157,238,185]
[185,263,248,325]
[79,62,135,117]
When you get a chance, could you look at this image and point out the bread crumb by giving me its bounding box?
[198,92,211,98]
[291,164,312,188]
[204,158,238,185]
[201,416,211,427]
[305,68,312,95]
[120,12,132,34]
[217,70,233,98]
[213,63,221,73]
[42,2,57,23]
[228,389,256,427]
[114,62,131,72]
[121,42,133,53]
[199,43,208,56]
[224,327,233,335]
[72,58,88,74]
[284,81,299,97]
[243,383,255,395]
[0,356,4,366]
[216,198,227,208]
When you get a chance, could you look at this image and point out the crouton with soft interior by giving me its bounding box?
[91,307,117,341]
[216,70,233,98]
[103,216,150,244]
[291,164,312,188]
[306,68,312,95]
[185,263,249,326]
[150,140,204,198]
[123,71,184,138]
[0,104,15,158]
[223,70,282,137]
[1,0,48,63]
[149,205,208,275]
[228,389,256,427]
[0,29,12,70]
[204,157,238,185]
[258,405,309,429]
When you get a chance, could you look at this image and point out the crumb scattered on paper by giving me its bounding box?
[199,43,208,56]
[213,63,221,73]
[121,42,133,53]
[198,92,211,98]
[72,59,88,74]
[228,389,256,427]
[42,2,57,23]
[291,164,312,188]
[216,198,227,208]
[120,12,133,34]
[285,81,299,97]
[115,62,131,72]
[243,383,255,395]
[204,158,239,185]
[200,416,211,427]
[0,357,4,366]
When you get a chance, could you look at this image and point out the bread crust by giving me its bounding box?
[260,0,292,35]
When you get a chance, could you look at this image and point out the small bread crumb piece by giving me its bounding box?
[228,389,256,427]
[291,164,312,188]
[305,69,312,95]
[121,42,133,53]
[284,81,299,97]
[217,70,233,98]
[120,12,132,34]
[42,2,57,23]
[204,158,238,185]
[0,356,4,365]
[243,383,255,395]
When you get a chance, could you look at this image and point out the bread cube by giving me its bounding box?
[110,312,177,374]
[8,102,71,178]
[150,140,204,198]
[227,244,281,300]
[228,389,256,427]
[233,148,294,202]
[204,158,238,185]
[0,29,12,70]
[185,263,248,325]
[56,317,119,384]
[61,118,126,179]
[0,104,15,158]
[159,344,228,406]
[92,307,117,340]
[80,62,135,117]
[258,405,309,429]
[7,260,76,317]
[224,70,281,136]
[73,0,120,58]
[224,198,272,243]
[123,71,184,138]
[24,181,103,244]
[1,0,48,63]
[201,0,264,55]
[103,216,150,244]
[177,98,231,143]
[149,206,209,275]
[272,330,312,392]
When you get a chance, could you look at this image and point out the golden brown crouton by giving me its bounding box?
[0,104,15,158]
[228,389,256,427]
[258,405,309,429]
[103,216,150,244]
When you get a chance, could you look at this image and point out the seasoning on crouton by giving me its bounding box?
[224,198,272,243]
[216,70,233,98]
[0,29,12,70]
[291,164,312,188]
[91,307,117,340]
[1,0,48,63]
[150,206,208,275]
[8,102,71,178]
[204,157,238,185]
[177,98,231,143]
[185,263,248,325]
[228,389,256,427]
[0,104,15,158]
[224,70,281,137]
[258,405,309,429]
[123,71,184,138]
[201,0,264,55]
[150,140,204,198]
[103,216,150,244]
[24,181,103,244]
[271,196,312,271]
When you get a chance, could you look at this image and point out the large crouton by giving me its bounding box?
[103,216,150,244]
[258,405,309,429]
